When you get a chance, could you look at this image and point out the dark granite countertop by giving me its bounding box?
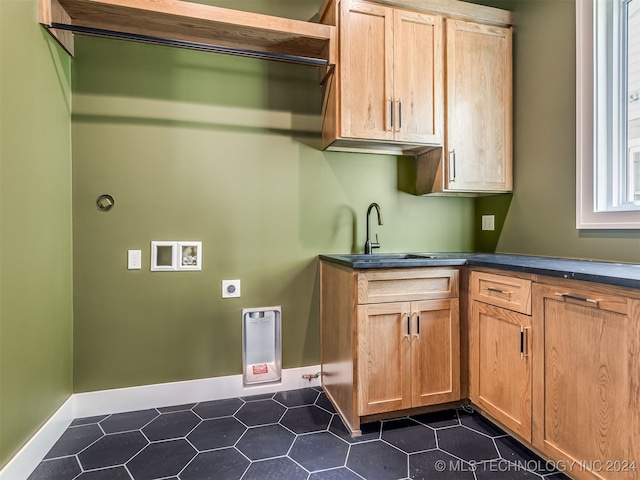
[319,252,640,290]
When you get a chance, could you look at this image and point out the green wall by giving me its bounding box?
[70,3,475,392]
[0,0,73,469]
[1,0,638,468]
[476,0,640,263]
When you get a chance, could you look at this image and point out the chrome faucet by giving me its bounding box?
[364,203,383,254]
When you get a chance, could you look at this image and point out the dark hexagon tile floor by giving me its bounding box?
[347,440,409,480]
[235,424,295,460]
[28,387,565,480]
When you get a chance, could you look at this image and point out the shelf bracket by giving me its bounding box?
[39,0,74,55]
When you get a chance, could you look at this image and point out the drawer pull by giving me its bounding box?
[486,287,512,296]
[555,292,599,306]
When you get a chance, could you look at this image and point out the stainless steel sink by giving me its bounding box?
[321,252,468,268]
[336,253,441,261]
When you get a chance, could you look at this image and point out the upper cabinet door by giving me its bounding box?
[340,0,394,141]
[445,19,512,192]
[393,10,443,145]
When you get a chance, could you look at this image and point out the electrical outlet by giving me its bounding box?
[222,279,241,298]
[482,215,495,231]
[128,250,142,269]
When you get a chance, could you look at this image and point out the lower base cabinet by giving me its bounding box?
[470,270,640,480]
[320,263,461,435]
[358,299,460,416]
[321,260,640,477]
[470,301,532,441]
[532,282,640,480]
[469,270,533,441]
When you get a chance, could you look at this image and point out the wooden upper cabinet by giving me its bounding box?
[319,0,514,194]
[324,0,444,154]
[413,17,512,195]
[393,10,444,145]
[340,1,394,142]
[444,19,512,192]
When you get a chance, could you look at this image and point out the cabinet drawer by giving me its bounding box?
[471,271,531,314]
[357,268,458,304]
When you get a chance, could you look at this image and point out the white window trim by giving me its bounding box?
[576,0,640,229]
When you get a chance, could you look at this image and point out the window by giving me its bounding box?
[577,0,640,228]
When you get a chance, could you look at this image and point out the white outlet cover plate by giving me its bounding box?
[222,279,241,298]
[128,250,142,269]
[482,215,495,231]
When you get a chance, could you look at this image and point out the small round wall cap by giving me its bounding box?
[96,194,115,212]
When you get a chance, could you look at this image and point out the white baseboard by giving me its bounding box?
[0,397,74,480]
[73,365,321,417]
[0,365,321,480]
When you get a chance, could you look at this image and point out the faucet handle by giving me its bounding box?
[372,234,381,249]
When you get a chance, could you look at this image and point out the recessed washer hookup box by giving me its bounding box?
[242,306,282,386]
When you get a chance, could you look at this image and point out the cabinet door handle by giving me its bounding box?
[398,100,402,130]
[407,315,411,336]
[520,326,530,359]
[554,292,599,307]
[416,314,420,335]
[486,287,512,296]
[389,99,394,131]
[449,150,456,182]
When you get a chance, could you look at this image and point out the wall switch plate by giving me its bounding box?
[482,215,495,231]
[128,250,142,269]
[222,279,241,298]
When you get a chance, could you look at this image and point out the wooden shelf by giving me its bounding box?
[39,0,335,66]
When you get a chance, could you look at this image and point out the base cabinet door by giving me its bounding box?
[532,284,640,480]
[358,302,412,415]
[411,299,460,407]
[358,299,460,416]
[470,301,532,441]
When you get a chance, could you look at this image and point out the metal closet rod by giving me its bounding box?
[50,23,331,67]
